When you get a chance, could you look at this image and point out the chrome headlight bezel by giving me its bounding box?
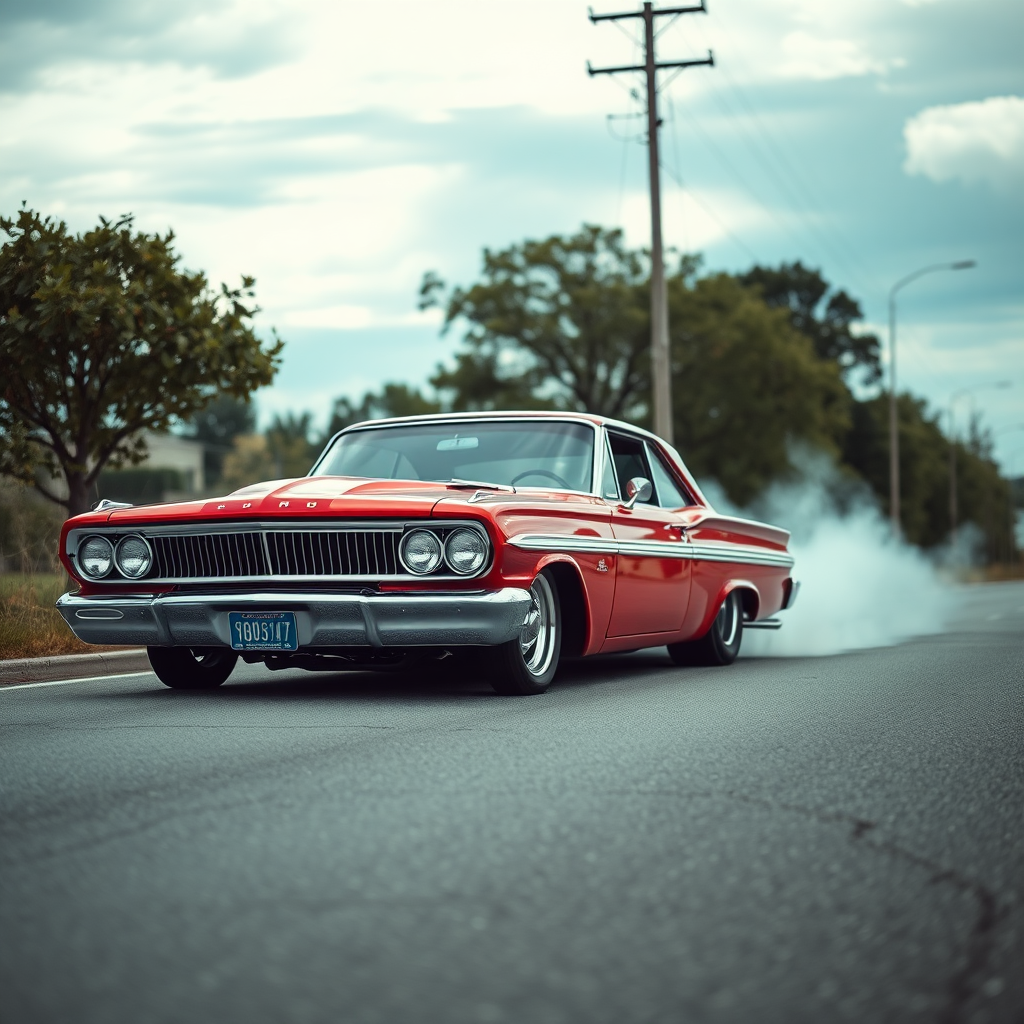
[443,528,488,576]
[114,534,153,579]
[399,529,443,575]
[79,535,115,579]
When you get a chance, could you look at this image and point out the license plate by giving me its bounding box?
[229,611,298,651]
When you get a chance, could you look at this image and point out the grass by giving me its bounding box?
[0,573,133,660]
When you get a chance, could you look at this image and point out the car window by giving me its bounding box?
[600,436,619,500]
[645,442,691,508]
[608,433,656,504]
[315,420,596,492]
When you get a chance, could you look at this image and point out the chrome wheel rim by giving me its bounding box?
[520,574,557,677]
[716,594,740,647]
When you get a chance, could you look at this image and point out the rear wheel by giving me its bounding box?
[148,646,238,689]
[488,570,561,695]
[667,591,743,667]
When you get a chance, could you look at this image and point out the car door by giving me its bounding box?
[606,430,692,637]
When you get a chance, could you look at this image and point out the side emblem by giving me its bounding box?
[596,558,609,573]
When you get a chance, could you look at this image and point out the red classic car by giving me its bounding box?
[57,412,797,695]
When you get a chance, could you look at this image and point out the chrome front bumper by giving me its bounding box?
[56,589,533,649]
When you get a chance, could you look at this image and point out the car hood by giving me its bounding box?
[103,477,490,524]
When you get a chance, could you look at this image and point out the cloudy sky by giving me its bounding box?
[2,0,1022,469]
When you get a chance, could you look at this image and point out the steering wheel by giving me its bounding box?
[511,468,573,489]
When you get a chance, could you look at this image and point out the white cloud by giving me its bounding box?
[903,95,1024,192]
[777,30,899,81]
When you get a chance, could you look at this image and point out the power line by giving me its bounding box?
[661,156,762,264]
[691,8,883,296]
[588,2,713,444]
[690,73,876,297]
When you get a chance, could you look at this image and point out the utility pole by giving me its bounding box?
[588,3,712,444]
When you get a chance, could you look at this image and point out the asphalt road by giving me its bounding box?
[2,583,1022,1024]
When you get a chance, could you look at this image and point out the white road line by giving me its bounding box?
[0,670,154,692]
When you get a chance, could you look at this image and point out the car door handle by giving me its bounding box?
[663,524,685,535]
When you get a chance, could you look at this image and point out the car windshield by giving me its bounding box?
[313,420,595,492]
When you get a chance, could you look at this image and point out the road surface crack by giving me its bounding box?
[620,785,1006,1024]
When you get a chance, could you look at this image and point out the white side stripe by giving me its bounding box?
[507,533,794,569]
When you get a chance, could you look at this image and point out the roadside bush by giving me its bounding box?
[0,481,64,574]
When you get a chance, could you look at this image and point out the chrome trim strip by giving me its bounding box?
[616,539,691,558]
[80,520,408,537]
[507,533,794,568]
[688,543,795,568]
[508,534,617,555]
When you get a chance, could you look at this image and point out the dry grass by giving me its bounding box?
[0,573,131,660]
[980,562,1024,583]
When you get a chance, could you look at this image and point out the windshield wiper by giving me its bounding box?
[444,478,516,493]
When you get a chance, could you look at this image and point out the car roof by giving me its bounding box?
[323,410,713,510]
[339,410,667,447]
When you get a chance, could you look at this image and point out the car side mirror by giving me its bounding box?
[622,476,652,509]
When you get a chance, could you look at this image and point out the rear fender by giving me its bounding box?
[693,580,760,640]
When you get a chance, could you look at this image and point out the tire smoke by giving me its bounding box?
[702,449,956,657]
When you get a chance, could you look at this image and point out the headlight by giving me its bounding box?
[400,529,443,574]
[115,534,153,578]
[444,528,488,575]
[79,535,114,579]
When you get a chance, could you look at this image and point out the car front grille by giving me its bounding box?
[150,529,401,580]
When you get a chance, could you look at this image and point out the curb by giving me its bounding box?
[0,649,150,686]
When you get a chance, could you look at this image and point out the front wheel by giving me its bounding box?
[488,570,561,695]
[667,591,743,667]
[148,646,238,689]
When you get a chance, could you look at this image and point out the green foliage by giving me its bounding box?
[187,394,256,483]
[314,223,1011,563]
[220,435,278,491]
[669,273,851,506]
[420,225,849,506]
[739,261,881,384]
[0,481,64,574]
[266,411,318,478]
[326,383,441,438]
[95,467,185,505]
[0,207,283,516]
[422,225,661,418]
[842,395,1014,559]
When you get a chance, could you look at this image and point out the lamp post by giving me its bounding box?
[888,259,976,532]
[948,381,1011,545]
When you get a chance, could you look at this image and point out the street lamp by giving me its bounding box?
[888,259,976,532]
[948,381,1011,544]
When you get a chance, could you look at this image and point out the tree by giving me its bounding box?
[0,208,282,517]
[265,411,318,478]
[325,383,441,438]
[187,394,256,484]
[421,225,658,419]
[739,261,881,384]
[668,273,851,505]
[421,225,850,506]
[843,393,1013,558]
[220,434,278,492]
